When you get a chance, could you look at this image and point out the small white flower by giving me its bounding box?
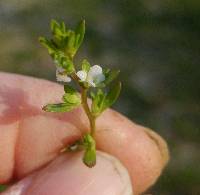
[76,70,87,81]
[56,67,71,82]
[76,65,105,87]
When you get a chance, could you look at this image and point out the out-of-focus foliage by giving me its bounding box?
[0,0,199,194]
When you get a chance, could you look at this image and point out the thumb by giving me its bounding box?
[2,151,133,195]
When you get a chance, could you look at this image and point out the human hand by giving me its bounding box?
[0,72,169,195]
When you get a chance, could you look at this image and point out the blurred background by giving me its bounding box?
[0,0,199,194]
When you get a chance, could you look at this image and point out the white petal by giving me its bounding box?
[56,71,71,82]
[57,75,71,82]
[87,65,105,86]
[76,70,87,81]
[88,65,103,78]
[95,74,105,84]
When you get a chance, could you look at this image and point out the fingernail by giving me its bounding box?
[4,151,133,195]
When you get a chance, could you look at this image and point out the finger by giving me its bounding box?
[95,111,169,194]
[0,72,169,194]
[2,151,133,195]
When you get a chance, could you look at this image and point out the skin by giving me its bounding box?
[0,72,169,195]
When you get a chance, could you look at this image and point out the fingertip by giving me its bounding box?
[3,152,133,195]
[96,110,169,194]
[143,128,170,168]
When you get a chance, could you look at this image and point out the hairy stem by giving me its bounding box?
[81,88,96,137]
[71,73,96,137]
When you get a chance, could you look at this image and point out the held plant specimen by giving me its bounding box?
[39,20,121,167]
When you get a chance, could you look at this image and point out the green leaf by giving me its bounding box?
[67,31,75,48]
[90,91,95,99]
[66,31,76,58]
[104,69,120,85]
[91,82,121,116]
[43,103,79,112]
[39,37,57,55]
[62,58,74,73]
[63,93,81,104]
[61,21,66,33]
[82,59,91,72]
[82,134,96,167]
[75,20,85,50]
[91,89,106,115]
[63,85,81,104]
[43,86,81,113]
[51,19,61,35]
[102,82,121,111]
[53,52,75,74]
[64,85,77,93]
[51,19,68,37]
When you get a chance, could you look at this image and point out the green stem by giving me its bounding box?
[81,88,96,137]
[71,71,96,137]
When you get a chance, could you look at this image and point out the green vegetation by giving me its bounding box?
[0,0,199,194]
[40,19,121,166]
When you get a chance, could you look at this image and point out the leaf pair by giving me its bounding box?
[91,82,121,117]
[43,85,81,113]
